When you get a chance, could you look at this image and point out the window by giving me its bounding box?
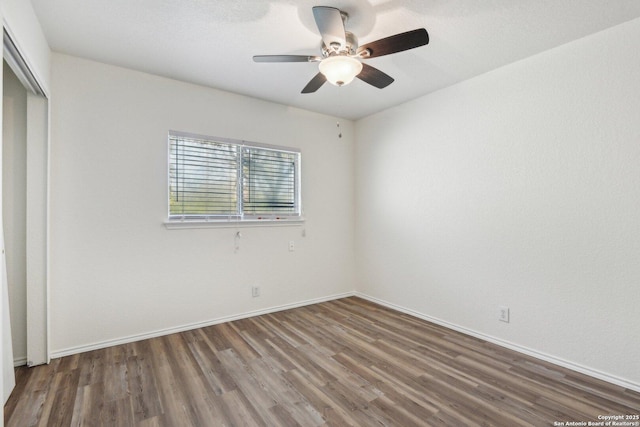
[168,131,301,223]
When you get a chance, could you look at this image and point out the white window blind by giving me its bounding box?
[169,132,301,221]
[242,146,298,215]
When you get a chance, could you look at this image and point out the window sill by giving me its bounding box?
[164,218,305,230]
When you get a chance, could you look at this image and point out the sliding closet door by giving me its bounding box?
[2,29,49,376]
[1,43,16,403]
[25,93,47,366]
[2,230,14,403]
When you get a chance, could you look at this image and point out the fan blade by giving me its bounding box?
[253,55,321,63]
[301,72,327,94]
[312,6,346,50]
[357,63,394,89]
[357,28,429,58]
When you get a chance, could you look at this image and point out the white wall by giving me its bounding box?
[49,54,355,355]
[2,61,27,364]
[355,17,640,388]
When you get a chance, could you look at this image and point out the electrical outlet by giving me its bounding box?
[252,286,260,298]
[499,306,510,323]
[289,240,295,251]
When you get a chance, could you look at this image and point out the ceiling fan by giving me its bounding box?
[253,6,429,93]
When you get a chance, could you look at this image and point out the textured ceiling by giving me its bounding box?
[31,0,640,120]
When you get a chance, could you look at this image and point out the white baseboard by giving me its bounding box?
[355,292,640,393]
[50,292,356,359]
[13,356,27,367]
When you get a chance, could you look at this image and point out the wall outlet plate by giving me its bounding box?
[252,286,260,297]
[499,306,510,323]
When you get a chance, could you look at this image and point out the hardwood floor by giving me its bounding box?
[5,297,640,426]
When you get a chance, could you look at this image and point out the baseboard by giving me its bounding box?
[13,356,27,367]
[355,292,640,394]
[50,291,356,359]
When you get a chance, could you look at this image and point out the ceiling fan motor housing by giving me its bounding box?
[322,31,359,57]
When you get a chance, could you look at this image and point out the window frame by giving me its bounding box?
[166,131,303,229]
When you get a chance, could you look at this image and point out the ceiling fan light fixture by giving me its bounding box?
[318,55,363,86]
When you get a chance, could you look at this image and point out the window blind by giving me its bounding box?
[169,132,301,220]
[242,146,298,215]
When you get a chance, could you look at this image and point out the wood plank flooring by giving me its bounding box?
[4,297,640,426]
